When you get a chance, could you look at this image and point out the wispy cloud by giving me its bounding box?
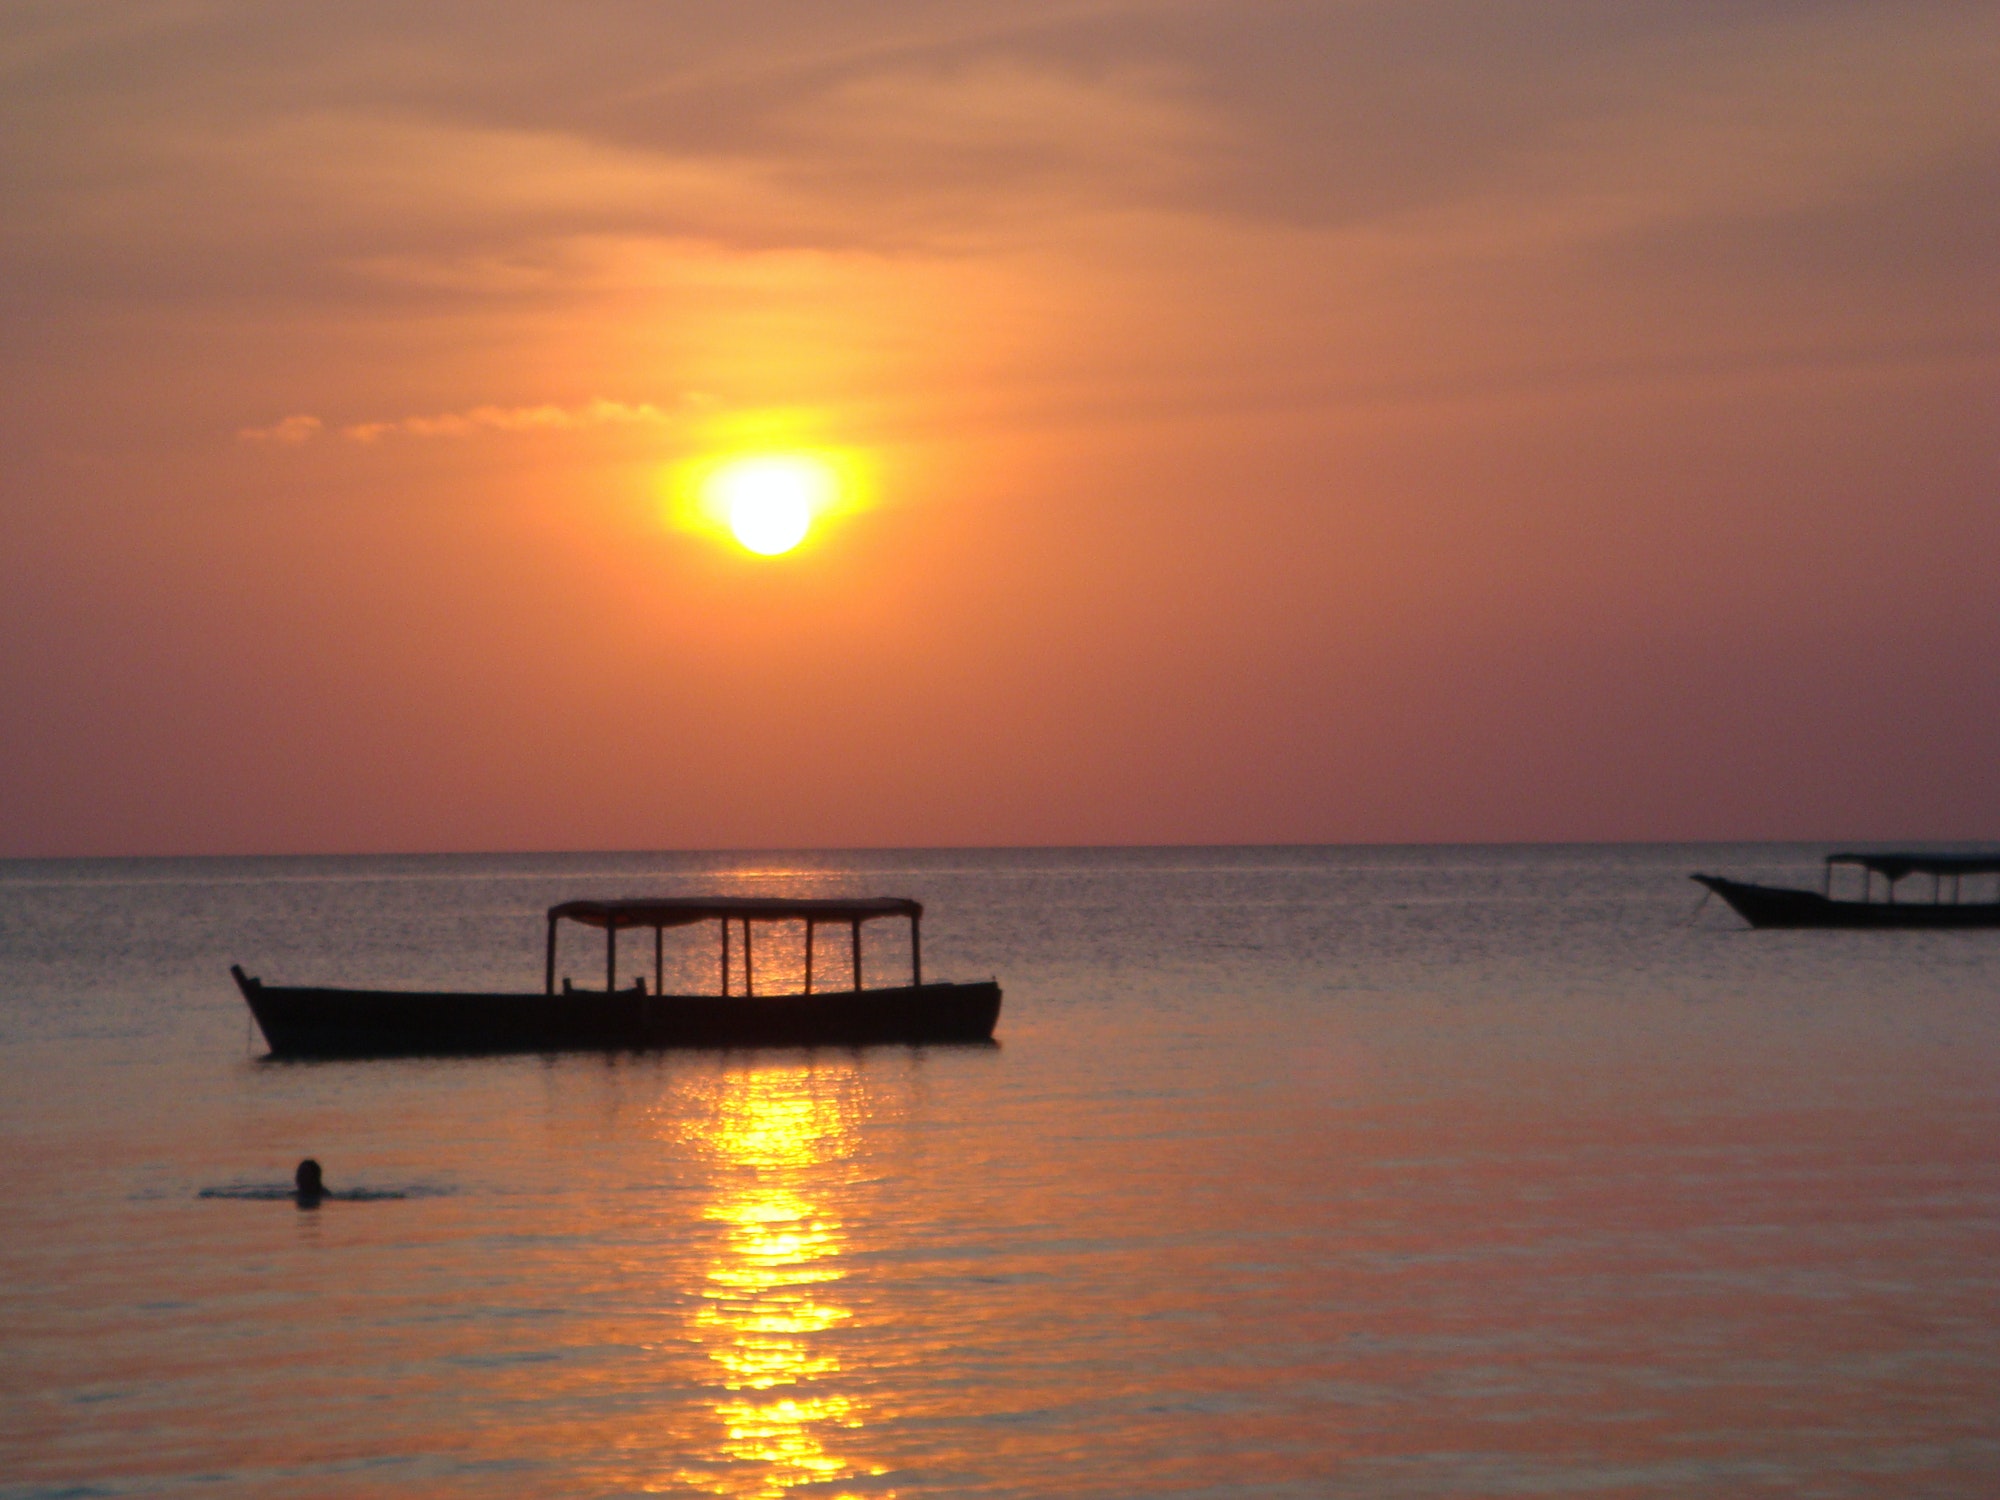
[342,397,685,443]
[238,414,324,444]
[240,398,688,446]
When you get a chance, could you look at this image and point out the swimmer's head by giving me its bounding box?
[295,1158,324,1197]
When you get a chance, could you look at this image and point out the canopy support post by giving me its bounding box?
[546,914,558,996]
[804,919,815,995]
[851,918,863,992]
[655,925,664,996]
[720,918,730,997]
[911,912,922,988]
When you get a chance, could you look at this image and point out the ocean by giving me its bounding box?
[2,844,1996,1497]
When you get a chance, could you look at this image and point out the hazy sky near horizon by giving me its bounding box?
[2,0,1995,855]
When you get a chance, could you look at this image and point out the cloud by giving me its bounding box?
[238,398,689,446]
[24,1,2000,460]
[238,414,323,444]
[19,1,1991,320]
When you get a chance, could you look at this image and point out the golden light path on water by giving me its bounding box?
[672,1067,881,1499]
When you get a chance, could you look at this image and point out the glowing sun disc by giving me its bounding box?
[710,456,827,555]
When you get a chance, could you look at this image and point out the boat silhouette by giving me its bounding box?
[234,896,1001,1057]
[1692,852,2000,928]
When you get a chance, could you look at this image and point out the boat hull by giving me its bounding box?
[234,968,1002,1058]
[1691,874,2000,929]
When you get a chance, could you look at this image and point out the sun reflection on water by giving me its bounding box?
[674,1067,884,1499]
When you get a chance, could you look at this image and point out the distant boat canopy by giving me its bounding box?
[1824,853,2000,881]
[1823,852,2000,907]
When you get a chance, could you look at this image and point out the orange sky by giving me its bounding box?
[1,2,1995,855]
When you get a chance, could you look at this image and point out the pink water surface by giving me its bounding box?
[3,845,1997,1496]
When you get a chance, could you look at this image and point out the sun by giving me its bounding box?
[664,440,871,555]
[704,455,833,556]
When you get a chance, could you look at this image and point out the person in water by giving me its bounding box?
[294,1158,326,1205]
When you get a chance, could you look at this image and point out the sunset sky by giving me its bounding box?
[2,1,1994,856]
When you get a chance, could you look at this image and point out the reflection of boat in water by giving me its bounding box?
[1692,853,2000,928]
[234,896,1002,1057]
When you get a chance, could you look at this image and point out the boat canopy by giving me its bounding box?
[546,895,926,998]
[1826,853,2000,880]
[549,896,922,931]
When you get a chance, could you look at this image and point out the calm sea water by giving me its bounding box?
[3,844,1997,1498]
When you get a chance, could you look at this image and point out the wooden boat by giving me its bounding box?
[233,895,1001,1057]
[1692,853,2000,929]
